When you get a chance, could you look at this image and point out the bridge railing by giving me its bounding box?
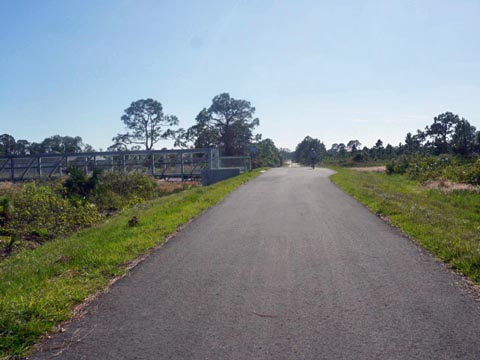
[0,148,221,181]
[219,156,252,172]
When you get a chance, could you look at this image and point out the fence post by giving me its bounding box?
[180,151,184,179]
[151,154,155,176]
[10,158,14,181]
[38,157,42,177]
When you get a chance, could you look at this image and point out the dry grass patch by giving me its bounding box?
[350,166,386,172]
[424,179,478,192]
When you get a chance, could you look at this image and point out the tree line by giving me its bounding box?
[1,93,284,168]
[0,134,94,156]
[294,112,480,165]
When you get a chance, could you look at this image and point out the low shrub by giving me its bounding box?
[91,172,199,211]
[386,155,480,186]
[456,159,480,185]
[0,171,200,257]
[386,156,411,175]
[7,183,102,242]
[94,172,158,209]
[64,166,102,198]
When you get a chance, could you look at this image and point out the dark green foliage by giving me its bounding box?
[0,134,17,155]
[100,172,158,199]
[352,152,364,162]
[451,118,476,156]
[404,132,422,155]
[8,183,102,242]
[386,155,480,186]
[294,136,326,165]
[298,111,478,168]
[179,93,260,156]
[424,112,459,154]
[0,133,93,156]
[386,156,411,175]
[0,171,197,257]
[128,216,138,227]
[0,196,12,231]
[35,135,85,154]
[279,148,293,161]
[251,138,283,168]
[64,166,102,198]
[111,98,179,151]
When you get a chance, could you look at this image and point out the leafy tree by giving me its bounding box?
[294,136,326,165]
[40,135,84,153]
[425,112,459,154]
[373,139,384,159]
[252,138,283,168]
[177,108,219,149]
[64,166,102,198]
[14,140,31,155]
[112,98,178,150]
[83,144,95,153]
[476,131,480,154]
[0,134,16,155]
[327,143,338,157]
[182,93,260,156]
[337,143,347,157]
[107,143,128,152]
[452,118,476,156]
[404,132,421,154]
[279,148,293,161]
[347,140,361,153]
[385,144,394,157]
[28,142,45,155]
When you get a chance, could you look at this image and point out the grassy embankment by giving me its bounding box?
[331,168,480,283]
[0,169,264,358]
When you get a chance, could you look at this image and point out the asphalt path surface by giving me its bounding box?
[31,167,480,359]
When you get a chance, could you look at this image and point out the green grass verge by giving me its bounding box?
[0,169,264,358]
[330,168,480,283]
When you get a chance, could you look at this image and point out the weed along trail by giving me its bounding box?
[30,167,480,359]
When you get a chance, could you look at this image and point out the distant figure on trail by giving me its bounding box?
[309,148,316,169]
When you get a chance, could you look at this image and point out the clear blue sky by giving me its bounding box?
[1,0,479,151]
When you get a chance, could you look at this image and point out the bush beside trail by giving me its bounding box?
[386,155,480,186]
[0,170,198,257]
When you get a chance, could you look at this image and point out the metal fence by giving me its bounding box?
[219,156,251,172]
[0,148,224,181]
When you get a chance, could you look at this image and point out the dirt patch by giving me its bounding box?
[351,166,386,172]
[0,181,20,195]
[424,180,478,192]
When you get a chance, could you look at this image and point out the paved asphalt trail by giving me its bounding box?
[31,168,480,359]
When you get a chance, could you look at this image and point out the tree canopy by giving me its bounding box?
[180,93,260,156]
[294,136,326,165]
[251,138,283,168]
[0,134,91,156]
[424,112,459,154]
[112,98,178,151]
